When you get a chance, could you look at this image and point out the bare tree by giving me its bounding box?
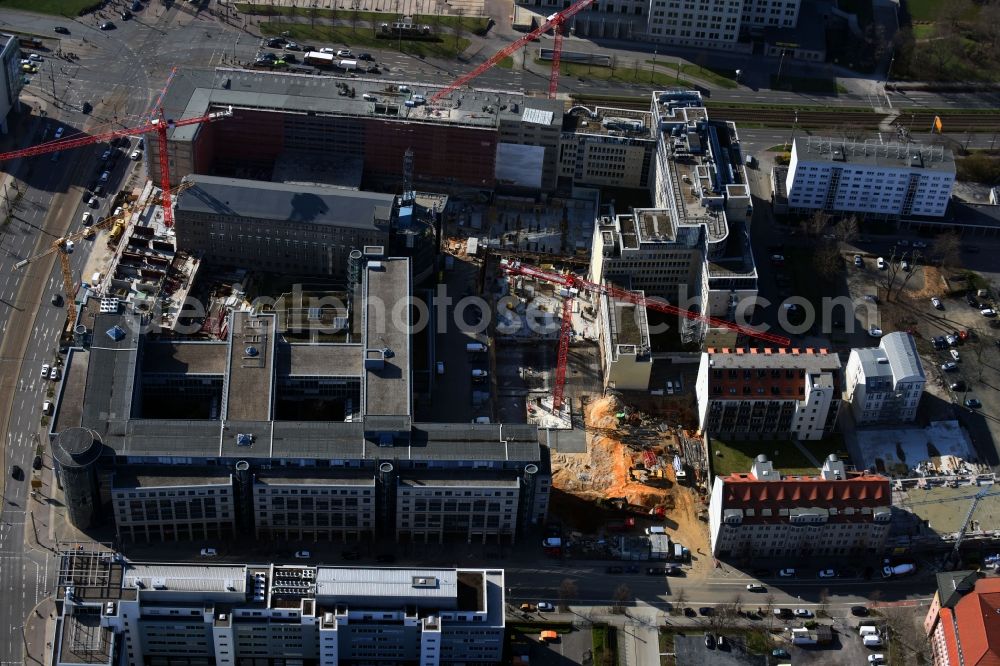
[833,215,860,244]
[814,242,843,279]
[817,588,830,618]
[892,250,924,300]
[935,231,963,272]
[803,210,830,237]
[453,8,466,50]
[763,593,776,628]
[558,578,577,612]
[612,584,633,614]
[673,587,688,615]
[349,0,360,33]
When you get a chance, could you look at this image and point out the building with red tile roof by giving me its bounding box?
[925,572,1000,666]
[696,347,842,441]
[709,454,891,559]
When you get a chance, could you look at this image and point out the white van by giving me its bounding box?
[859,626,879,636]
[645,526,666,535]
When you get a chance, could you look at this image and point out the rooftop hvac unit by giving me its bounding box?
[152,578,167,590]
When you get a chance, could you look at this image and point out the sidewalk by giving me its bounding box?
[23,597,57,666]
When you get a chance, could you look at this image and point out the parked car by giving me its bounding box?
[54,126,65,139]
[950,381,967,392]
[41,363,50,378]
[982,308,997,317]
[358,52,374,61]
[854,254,863,267]
[932,336,947,350]
[868,325,883,338]
[647,567,668,575]
[200,548,217,556]
[336,49,352,57]
[536,602,555,612]
[941,361,958,372]
[100,21,115,30]
[950,349,961,362]
[932,297,943,310]
[851,605,870,617]
[773,649,790,659]
[779,568,796,577]
[794,608,813,618]
[130,149,142,161]
[294,550,311,559]
[818,569,836,578]
[54,26,70,34]
[946,333,959,346]
[698,607,714,616]
[877,257,886,269]
[965,397,983,409]
[50,366,60,381]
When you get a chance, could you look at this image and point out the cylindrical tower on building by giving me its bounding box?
[376,462,397,541]
[233,460,254,537]
[51,428,104,530]
[347,249,363,293]
[517,464,539,541]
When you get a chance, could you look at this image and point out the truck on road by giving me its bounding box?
[881,562,915,578]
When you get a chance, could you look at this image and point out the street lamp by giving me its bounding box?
[776,49,786,87]
[650,50,656,84]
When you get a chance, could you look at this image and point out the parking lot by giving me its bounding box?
[841,244,1000,463]
[508,626,593,666]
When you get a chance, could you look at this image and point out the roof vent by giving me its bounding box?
[412,576,439,588]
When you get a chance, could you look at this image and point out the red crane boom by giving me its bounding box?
[502,258,790,413]
[428,0,595,104]
[502,259,791,346]
[0,105,232,227]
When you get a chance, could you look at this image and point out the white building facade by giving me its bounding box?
[562,0,801,49]
[785,137,956,218]
[844,331,926,425]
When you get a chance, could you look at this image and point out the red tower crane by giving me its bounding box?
[428,0,594,104]
[0,104,232,227]
[501,259,791,411]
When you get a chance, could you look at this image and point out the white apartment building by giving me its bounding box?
[844,332,926,425]
[785,137,956,218]
[559,0,801,49]
[52,552,505,666]
[709,454,892,558]
[696,347,843,441]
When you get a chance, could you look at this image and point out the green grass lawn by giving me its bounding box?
[911,23,935,39]
[770,75,848,94]
[238,3,490,32]
[497,56,514,69]
[800,434,849,465]
[592,624,619,666]
[906,0,944,22]
[644,61,738,88]
[260,21,470,58]
[0,0,96,15]
[711,438,822,477]
[681,63,738,88]
[537,59,697,88]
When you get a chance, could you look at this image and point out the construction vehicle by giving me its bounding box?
[428,0,595,102]
[13,181,194,327]
[0,66,231,229]
[500,259,791,411]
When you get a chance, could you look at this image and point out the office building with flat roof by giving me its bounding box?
[786,136,956,218]
[51,550,505,666]
[49,253,550,545]
[0,34,24,134]
[152,68,564,194]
